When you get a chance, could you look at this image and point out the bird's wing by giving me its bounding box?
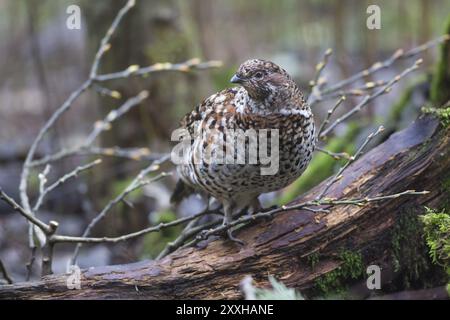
[171,88,240,205]
[179,87,241,134]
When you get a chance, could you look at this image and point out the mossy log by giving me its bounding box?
[0,115,449,299]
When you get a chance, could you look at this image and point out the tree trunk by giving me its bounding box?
[0,115,449,299]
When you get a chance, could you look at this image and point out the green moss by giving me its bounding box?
[391,208,430,288]
[420,208,450,268]
[312,250,365,297]
[441,175,450,212]
[430,14,450,106]
[442,176,450,193]
[140,210,183,258]
[421,105,450,128]
[420,207,450,295]
[307,252,320,270]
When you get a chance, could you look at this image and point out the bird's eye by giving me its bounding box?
[254,72,263,79]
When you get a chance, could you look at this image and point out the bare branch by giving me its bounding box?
[157,211,225,260]
[321,35,449,96]
[29,147,165,167]
[70,158,170,263]
[0,188,51,234]
[32,159,102,213]
[94,59,223,82]
[307,48,333,104]
[20,80,92,250]
[316,95,346,139]
[0,259,13,284]
[316,126,385,199]
[55,206,219,245]
[315,146,351,161]
[319,80,387,101]
[84,90,149,145]
[319,59,422,139]
[187,190,429,247]
[92,84,122,99]
[89,0,136,78]
[17,0,221,261]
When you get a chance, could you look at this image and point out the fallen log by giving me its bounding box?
[0,114,449,299]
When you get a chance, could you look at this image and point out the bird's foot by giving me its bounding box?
[221,220,245,246]
[225,228,246,246]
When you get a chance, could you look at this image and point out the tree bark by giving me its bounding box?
[0,115,449,299]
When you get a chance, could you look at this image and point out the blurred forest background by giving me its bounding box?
[0,0,449,283]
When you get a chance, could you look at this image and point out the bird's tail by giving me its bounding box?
[170,179,196,205]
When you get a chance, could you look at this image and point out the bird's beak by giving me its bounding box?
[230,74,243,84]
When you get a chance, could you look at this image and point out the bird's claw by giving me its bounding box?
[225,228,245,246]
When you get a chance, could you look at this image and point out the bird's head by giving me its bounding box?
[230,59,296,106]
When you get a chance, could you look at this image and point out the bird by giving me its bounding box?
[171,59,315,244]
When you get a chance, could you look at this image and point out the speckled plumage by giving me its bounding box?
[173,59,315,243]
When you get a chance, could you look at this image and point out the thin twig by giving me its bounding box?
[89,0,136,78]
[319,59,422,139]
[315,147,351,160]
[70,158,169,263]
[94,59,223,82]
[84,90,149,145]
[0,188,51,234]
[92,84,122,99]
[87,147,165,162]
[157,219,199,260]
[0,259,13,284]
[55,207,220,245]
[27,90,151,168]
[32,159,102,213]
[316,95,346,139]
[321,35,449,95]
[157,213,224,260]
[308,48,333,104]
[18,0,220,257]
[29,147,166,167]
[20,80,92,250]
[186,190,430,247]
[316,126,385,199]
[11,0,221,277]
[319,80,387,101]
[25,247,36,281]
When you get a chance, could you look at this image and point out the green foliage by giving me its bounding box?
[388,84,415,123]
[421,207,450,295]
[244,276,304,300]
[430,14,450,106]
[391,209,430,288]
[278,123,360,204]
[420,208,450,268]
[210,66,239,92]
[140,210,182,259]
[307,252,320,270]
[421,105,450,128]
[441,175,450,212]
[387,77,426,125]
[111,178,144,201]
[313,250,365,297]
